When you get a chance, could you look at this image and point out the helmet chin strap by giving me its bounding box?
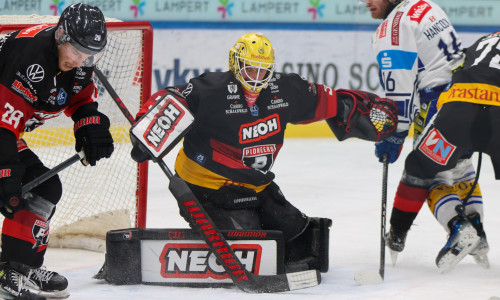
[243,89,260,107]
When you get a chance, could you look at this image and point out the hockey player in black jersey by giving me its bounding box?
[394,31,500,272]
[131,32,398,274]
[0,3,114,299]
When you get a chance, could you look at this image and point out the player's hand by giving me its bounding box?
[73,106,114,166]
[130,135,152,163]
[374,131,408,164]
[0,163,26,219]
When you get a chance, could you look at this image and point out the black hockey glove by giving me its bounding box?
[130,134,152,163]
[0,163,26,219]
[0,129,26,219]
[72,103,114,166]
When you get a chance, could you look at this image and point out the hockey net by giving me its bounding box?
[0,16,152,252]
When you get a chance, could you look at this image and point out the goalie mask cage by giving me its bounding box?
[0,17,153,252]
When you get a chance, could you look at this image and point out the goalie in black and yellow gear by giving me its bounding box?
[130,32,398,274]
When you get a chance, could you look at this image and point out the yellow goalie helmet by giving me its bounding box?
[229,32,275,93]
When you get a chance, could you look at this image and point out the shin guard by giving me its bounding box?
[1,194,55,267]
[390,181,428,232]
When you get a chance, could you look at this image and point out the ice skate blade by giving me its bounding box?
[390,249,399,266]
[437,226,480,274]
[471,253,490,269]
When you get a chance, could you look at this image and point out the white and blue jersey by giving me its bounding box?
[371,0,464,132]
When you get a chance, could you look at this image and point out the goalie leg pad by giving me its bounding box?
[284,217,332,273]
[180,181,262,230]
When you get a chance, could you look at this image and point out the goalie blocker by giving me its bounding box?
[326,89,398,142]
[130,90,194,162]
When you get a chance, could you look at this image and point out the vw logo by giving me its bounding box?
[26,64,44,82]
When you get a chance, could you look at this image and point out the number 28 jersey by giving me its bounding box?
[371,0,464,132]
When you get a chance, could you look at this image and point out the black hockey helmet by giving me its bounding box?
[56,3,107,64]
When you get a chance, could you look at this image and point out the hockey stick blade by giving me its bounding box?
[169,175,320,293]
[354,270,383,285]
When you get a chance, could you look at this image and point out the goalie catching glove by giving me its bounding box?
[72,103,114,166]
[326,89,398,142]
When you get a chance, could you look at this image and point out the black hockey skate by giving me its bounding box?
[435,216,480,273]
[385,226,408,266]
[468,213,490,269]
[0,262,46,300]
[26,266,69,299]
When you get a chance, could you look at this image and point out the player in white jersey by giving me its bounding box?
[363,0,489,272]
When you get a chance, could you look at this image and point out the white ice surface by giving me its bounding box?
[44,138,500,299]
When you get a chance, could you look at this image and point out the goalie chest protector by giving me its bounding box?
[104,228,285,286]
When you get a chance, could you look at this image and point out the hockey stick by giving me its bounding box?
[94,68,321,293]
[354,153,388,285]
[22,151,85,194]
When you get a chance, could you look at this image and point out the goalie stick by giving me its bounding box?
[94,68,321,293]
[354,153,388,285]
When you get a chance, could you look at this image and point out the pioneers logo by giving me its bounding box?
[159,242,262,280]
[239,114,281,144]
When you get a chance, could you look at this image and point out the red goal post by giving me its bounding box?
[0,19,153,251]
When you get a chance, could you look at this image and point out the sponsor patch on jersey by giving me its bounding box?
[195,152,206,165]
[380,20,388,38]
[267,97,289,111]
[57,88,67,105]
[418,128,456,165]
[250,104,259,116]
[12,80,38,102]
[227,83,238,93]
[239,113,280,144]
[158,242,262,280]
[16,24,51,38]
[408,0,432,23]
[391,11,403,46]
[376,50,418,70]
[26,64,44,82]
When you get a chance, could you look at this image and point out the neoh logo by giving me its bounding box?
[418,128,456,165]
[159,243,262,279]
[239,114,281,144]
[144,99,185,151]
